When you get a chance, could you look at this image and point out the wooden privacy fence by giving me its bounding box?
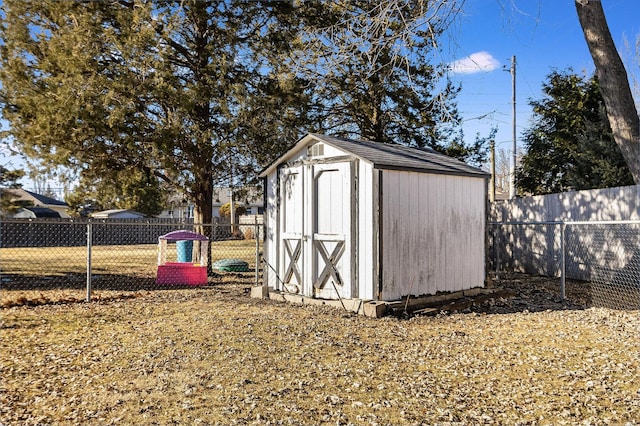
[490,184,640,223]
[489,184,640,309]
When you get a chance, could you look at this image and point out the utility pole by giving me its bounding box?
[509,55,517,200]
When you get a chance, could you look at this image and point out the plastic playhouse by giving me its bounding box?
[156,230,209,285]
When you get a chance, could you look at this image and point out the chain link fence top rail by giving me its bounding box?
[489,220,640,310]
[0,219,263,307]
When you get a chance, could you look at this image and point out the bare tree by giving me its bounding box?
[575,0,640,183]
[290,0,472,150]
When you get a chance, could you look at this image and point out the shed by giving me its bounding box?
[91,209,146,219]
[259,133,489,302]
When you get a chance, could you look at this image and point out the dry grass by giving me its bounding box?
[0,239,258,277]
[0,239,259,307]
[1,276,639,425]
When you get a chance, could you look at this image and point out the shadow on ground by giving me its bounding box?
[0,272,256,308]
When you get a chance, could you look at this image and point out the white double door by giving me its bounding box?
[279,161,354,300]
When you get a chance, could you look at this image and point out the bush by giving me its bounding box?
[219,202,246,217]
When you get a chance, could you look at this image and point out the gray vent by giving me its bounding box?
[307,143,324,158]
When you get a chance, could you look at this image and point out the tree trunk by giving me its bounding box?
[575,0,640,183]
[192,175,213,272]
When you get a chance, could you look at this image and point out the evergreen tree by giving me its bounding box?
[288,0,484,161]
[0,0,312,226]
[65,168,166,217]
[0,0,475,229]
[0,165,28,216]
[517,70,634,195]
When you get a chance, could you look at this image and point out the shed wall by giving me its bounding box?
[263,172,279,289]
[380,171,486,300]
[356,160,376,300]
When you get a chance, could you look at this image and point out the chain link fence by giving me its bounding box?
[489,220,640,310]
[0,218,263,307]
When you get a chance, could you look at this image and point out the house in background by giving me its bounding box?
[91,209,146,219]
[156,192,194,220]
[212,187,263,217]
[156,187,263,219]
[12,206,63,218]
[2,188,70,218]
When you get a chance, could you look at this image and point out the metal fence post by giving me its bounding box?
[560,222,566,302]
[495,224,501,279]
[255,215,260,287]
[86,221,93,302]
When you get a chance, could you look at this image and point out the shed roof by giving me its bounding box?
[91,209,146,218]
[259,133,489,178]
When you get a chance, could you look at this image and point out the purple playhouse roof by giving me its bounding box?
[158,230,209,241]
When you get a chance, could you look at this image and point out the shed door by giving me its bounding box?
[311,162,353,299]
[279,165,304,294]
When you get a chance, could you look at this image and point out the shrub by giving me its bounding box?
[219,202,246,217]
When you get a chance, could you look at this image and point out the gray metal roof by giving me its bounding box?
[309,134,489,178]
[6,189,69,206]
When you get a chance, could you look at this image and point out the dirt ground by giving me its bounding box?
[1,274,639,425]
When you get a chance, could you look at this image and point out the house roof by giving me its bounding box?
[259,133,489,178]
[13,207,61,218]
[5,188,68,207]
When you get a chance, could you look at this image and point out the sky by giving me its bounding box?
[2,0,640,193]
[444,0,640,156]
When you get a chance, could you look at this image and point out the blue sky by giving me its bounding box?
[2,0,639,191]
[445,0,640,154]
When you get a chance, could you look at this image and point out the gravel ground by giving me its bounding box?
[1,274,639,425]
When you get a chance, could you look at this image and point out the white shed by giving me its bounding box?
[91,209,146,219]
[259,133,489,302]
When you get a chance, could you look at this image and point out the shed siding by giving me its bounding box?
[356,160,375,300]
[264,172,279,289]
[319,143,346,158]
[380,171,485,300]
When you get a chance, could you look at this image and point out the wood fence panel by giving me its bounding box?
[489,184,640,280]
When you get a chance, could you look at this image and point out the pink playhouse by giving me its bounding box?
[156,230,209,285]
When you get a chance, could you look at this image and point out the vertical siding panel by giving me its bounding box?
[385,172,396,296]
[264,173,279,288]
[380,170,487,300]
[398,172,408,293]
[454,176,464,291]
[431,175,442,295]
[444,175,455,292]
[407,171,420,295]
[430,174,443,294]
[416,172,428,294]
[358,161,374,300]
[466,178,476,288]
[459,177,469,291]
